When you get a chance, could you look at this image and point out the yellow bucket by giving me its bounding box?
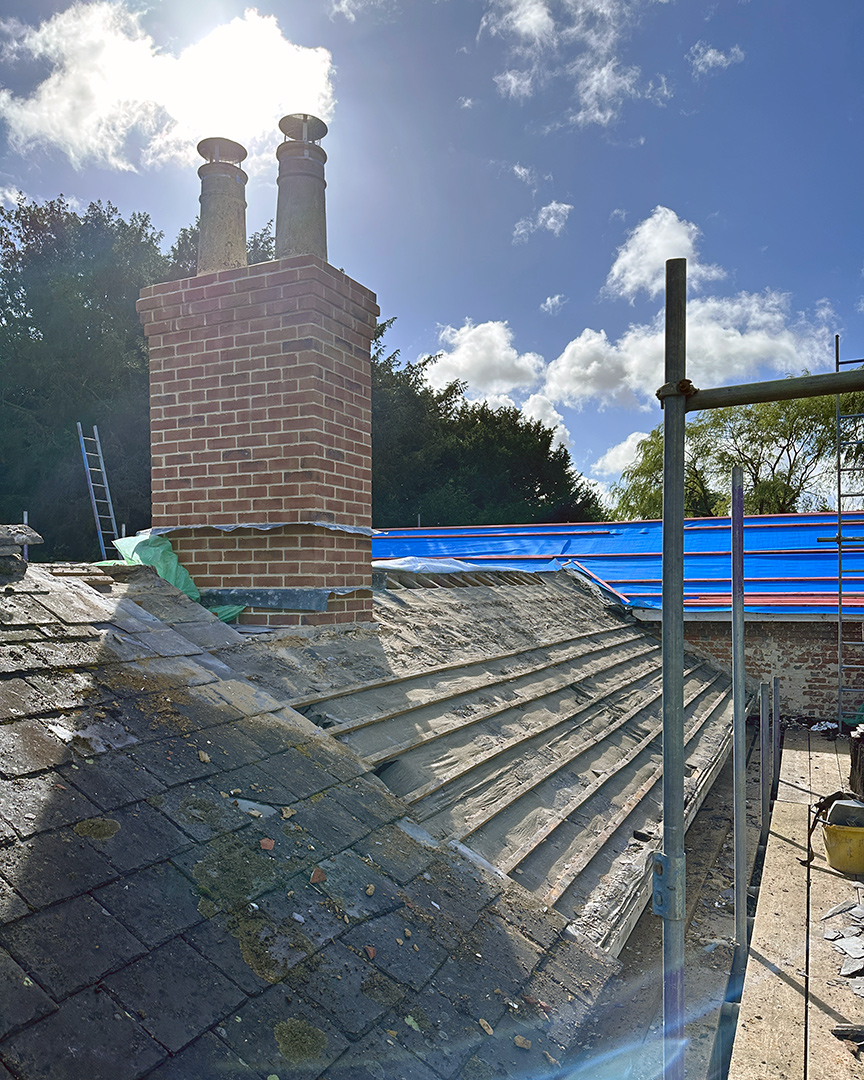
[823,822,864,874]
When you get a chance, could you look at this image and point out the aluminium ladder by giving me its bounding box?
[77,422,118,559]
[833,336,864,729]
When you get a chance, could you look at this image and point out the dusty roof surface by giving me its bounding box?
[211,571,733,955]
[0,564,626,1080]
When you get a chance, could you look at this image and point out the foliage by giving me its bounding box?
[247,220,276,264]
[166,219,275,280]
[166,222,198,279]
[0,195,168,559]
[613,386,864,519]
[0,200,282,560]
[371,321,604,527]
[0,196,595,560]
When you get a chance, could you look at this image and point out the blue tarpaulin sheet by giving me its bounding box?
[372,512,864,615]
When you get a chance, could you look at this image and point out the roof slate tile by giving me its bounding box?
[142,1029,260,1080]
[322,1026,440,1080]
[381,988,484,1078]
[0,895,146,1000]
[218,984,350,1080]
[294,941,404,1038]
[0,985,164,1080]
[0,680,51,721]
[81,801,192,873]
[343,908,448,992]
[0,775,101,837]
[0,719,72,776]
[156,781,258,843]
[128,736,221,786]
[59,752,165,810]
[0,829,117,908]
[93,860,204,948]
[181,915,272,996]
[0,947,56,1039]
[103,938,247,1053]
[314,850,405,922]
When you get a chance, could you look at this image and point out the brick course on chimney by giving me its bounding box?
[138,254,379,626]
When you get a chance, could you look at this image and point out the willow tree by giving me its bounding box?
[613,386,862,519]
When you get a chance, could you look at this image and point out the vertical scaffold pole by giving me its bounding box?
[772,676,781,798]
[655,257,687,1080]
[731,465,748,955]
[760,681,770,847]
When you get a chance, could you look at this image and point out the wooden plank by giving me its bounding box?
[806,813,864,1080]
[777,724,812,804]
[727,801,809,1080]
[403,656,676,811]
[807,733,863,1080]
[357,639,659,762]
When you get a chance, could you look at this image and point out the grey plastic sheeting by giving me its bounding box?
[146,520,373,537]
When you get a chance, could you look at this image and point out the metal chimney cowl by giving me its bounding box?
[196,137,249,275]
[274,113,328,262]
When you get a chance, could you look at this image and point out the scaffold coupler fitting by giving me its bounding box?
[652,852,686,919]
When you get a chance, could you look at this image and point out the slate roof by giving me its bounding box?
[0,564,618,1080]
[208,569,733,955]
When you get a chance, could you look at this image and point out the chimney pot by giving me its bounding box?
[196,137,249,275]
[275,114,328,261]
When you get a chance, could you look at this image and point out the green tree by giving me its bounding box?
[613,386,863,519]
[0,195,168,559]
[166,219,275,280]
[371,321,603,527]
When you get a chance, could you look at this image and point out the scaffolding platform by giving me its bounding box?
[728,726,864,1080]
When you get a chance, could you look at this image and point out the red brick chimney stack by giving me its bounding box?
[137,120,377,626]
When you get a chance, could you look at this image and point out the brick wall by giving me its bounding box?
[168,525,372,627]
[137,255,378,625]
[681,618,864,719]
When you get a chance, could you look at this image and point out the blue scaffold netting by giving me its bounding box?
[372,512,864,615]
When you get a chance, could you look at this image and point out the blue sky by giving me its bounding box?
[0,0,861,501]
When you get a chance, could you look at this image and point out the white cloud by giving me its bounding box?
[458,96,475,109]
[0,3,335,172]
[428,319,545,396]
[513,162,538,187]
[330,0,393,21]
[494,69,535,99]
[568,55,641,126]
[540,294,567,315]
[482,1,673,125]
[687,40,745,78]
[513,199,573,242]
[604,205,725,301]
[481,0,556,49]
[544,288,835,411]
[521,392,571,447]
[0,185,23,207]
[477,392,518,410]
[591,431,650,477]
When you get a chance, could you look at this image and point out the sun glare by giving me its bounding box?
[0,3,336,173]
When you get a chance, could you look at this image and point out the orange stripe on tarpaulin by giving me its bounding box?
[604,576,864,585]
[685,594,864,605]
